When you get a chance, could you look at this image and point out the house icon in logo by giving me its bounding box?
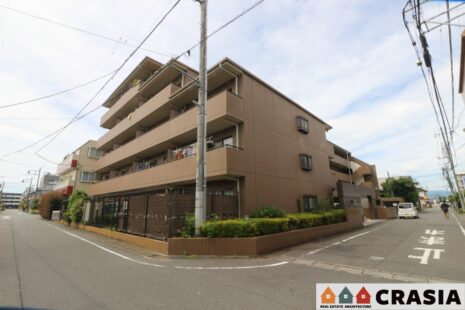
[338,287,353,304]
[356,287,371,304]
[321,287,336,304]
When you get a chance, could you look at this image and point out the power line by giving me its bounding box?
[31,0,182,160]
[175,0,265,60]
[0,71,115,109]
[0,4,175,58]
[5,0,265,161]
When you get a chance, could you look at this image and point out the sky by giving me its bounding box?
[0,0,464,193]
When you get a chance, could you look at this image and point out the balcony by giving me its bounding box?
[97,83,180,151]
[100,84,140,129]
[329,154,349,168]
[56,154,78,176]
[94,90,243,172]
[89,146,245,196]
[53,179,74,195]
[352,165,372,180]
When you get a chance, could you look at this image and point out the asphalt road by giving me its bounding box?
[0,207,464,310]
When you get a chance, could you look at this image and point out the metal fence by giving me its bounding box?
[83,186,238,240]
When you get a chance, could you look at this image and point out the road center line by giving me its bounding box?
[48,224,288,270]
[451,211,465,237]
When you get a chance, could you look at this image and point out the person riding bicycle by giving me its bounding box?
[440,201,449,219]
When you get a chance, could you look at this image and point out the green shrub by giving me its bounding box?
[249,206,286,218]
[200,219,256,237]
[253,218,289,235]
[63,191,88,223]
[199,209,345,238]
[179,213,195,238]
[284,210,345,230]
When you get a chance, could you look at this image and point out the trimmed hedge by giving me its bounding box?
[249,206,285,218]
[200,209,345,238]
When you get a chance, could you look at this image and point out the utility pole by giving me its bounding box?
[35,167,42,192]
[386,171,394,197]
[195,0,208,235]
[22,178,33,212]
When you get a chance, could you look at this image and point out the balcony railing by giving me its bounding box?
[89,145,244,196]
[97,83,180,150]
[94,90,243,172]
[53,179,74,195]
[56,155,78,175]
[100,84,140,129]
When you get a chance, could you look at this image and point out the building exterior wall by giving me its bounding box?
[54,140,100,196]
[87,57,379,216]
[1,192,22,208]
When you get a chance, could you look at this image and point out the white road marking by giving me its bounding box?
[303,221,395,257]
[419,236,445,246]
[341,231,370,243]
[425,229,444,235]
[2,215,11,220]
[369,256,385,261]
[451,212,465,237]
[49,225,288,270]
[305,231,372,256]
[306,246,330,256]
[408,248,444,265]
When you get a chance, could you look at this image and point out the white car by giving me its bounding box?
[398,203,419,219]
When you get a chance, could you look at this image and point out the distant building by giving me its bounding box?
[1,192,22,209]
[417,187,430,209]
[39,173,59,192]
[455,172,465,192]
[54,140,102,197]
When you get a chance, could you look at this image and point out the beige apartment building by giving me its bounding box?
[54,140,102,196]
[84,57,378,237]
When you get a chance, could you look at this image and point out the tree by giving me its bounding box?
[64,190,88,224]
[31,197,40,210]
[381,176,419,203]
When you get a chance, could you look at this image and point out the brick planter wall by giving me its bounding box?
[66,209,364,256]
[167,209,363,256]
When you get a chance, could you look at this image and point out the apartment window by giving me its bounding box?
[80,171,96,183]
[296,116,309,134]
[88,147,103,159]
[299,154,312,171]
[303,195,317,212]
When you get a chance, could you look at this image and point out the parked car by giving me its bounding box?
[398,202,419,219]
